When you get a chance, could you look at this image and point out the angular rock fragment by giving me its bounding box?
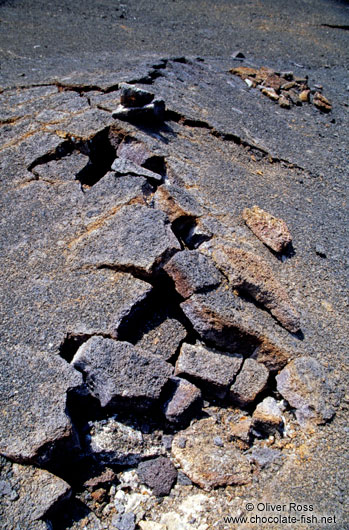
[227,416,252,448]
[261,87,279,101]
[175,342,243,398]
[113,84,165,123]
[72,337,173,409]
[135,313,187,361]
[120,83,155,108]
[0,456,71,529]
[252,397,284,435]
[117,137,165,178]
[313,92,332,112]
[86,416,163,465]
[276,357,335,428]
[163,377,202,424]
[230,358,269,406]
[72,204,180,276]
[154,184,204,222]
[111,158,162,183]
[242,205,293,253]
[208,243,301,332]
[299,89,310,102]
[137,457,177,496]
[172,418,252,491]
[181,286,293,369]
[31,151,89,182]
[279,95,291,108]
[164,249,223,299]
[0,348,82,464]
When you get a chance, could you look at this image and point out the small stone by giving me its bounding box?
[252,396,284,435]
[111,157,163,182]
[261,87,279,101]
[172,418,252,491]
[299,89,310,102]
[112,100,165,122]
[162,434,174,451]
[248,447,282,468]
[113,511,136,530]
[163,377,202,425]
[137,457,177,496]
[164,250,223,299]
[120,83,154,108]
[313,92,332,112]
[228,416,252,448]
[245,79,253,89]
[288,89,302,105]
[84,468,116,489]
[263,74,282,91]
[176,471,193,485]
[242,205,293,253]
[280,71,294,80]
[276,357,335,427]
[213,436,224,447]
[230,358,269,406]
[281,81,296,90]
[231,50,245,59]
[315,244,327,258]
[278,95,291,108]
[177,437,187,449]
[72,337,173,409]
[175,342,243,398]
[91,488,107,503]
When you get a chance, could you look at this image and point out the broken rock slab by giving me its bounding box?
[242,205,293,253]
[72,337,173,410]
[164,249,223,299]
[71,204,180,276]
[172,417,252,491]
[207,242,301,333]
[175,341,243,398]
[154,184,205,222]
[137,457,178,497]
[31,151,89,182]
[113,85,165,123]
[0,456,71,529]
[276,356,335,428]
[163,377,202,425]
[86,416,164,466]
[230,358,269,407]
[111,158,163,183]
[0,347,82,464]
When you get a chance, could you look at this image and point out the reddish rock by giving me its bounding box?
[261,87,279,101]
[163,377,202,425]
[242,205,293,253]
[313,92,332,112]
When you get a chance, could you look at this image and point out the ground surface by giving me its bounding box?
[0,1,348,529]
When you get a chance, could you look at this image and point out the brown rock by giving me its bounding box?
[279,95,291,108]
[299,89,310,102]
[263,74,282,92]
[313,92,332,112]
[91,488,107,503]
[208,243,301,333]
[242,205,293,253]
[154,184,204,222]
[172,417,252,491]
[84,468,116,489]
[261,87,279,101]
[230,358,269,406]
[163,377,202,425]
[175,341,243,398]
[229,66,259,78]
[252,396,284,435]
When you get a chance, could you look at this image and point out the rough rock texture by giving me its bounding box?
[72,337,173,409]
[111,158,162,182]
[172,417,252,491]
[276,357,335,428]
[137,457,177,496]
[154,184,204,222]
[135,314,187,361]
[71,204,180,276]
[120,84,155,108]
[207,242,301,333]
[252,397,284,435]
[32,151,89,182]
[164,250,223,299]
[86,416,163,465]
[230,358,269,406]
[181,285,295,370]
[242,205,293,253]
[163,377,202,425]
[0,455,71,529]
[0,348,82,464]
[175,342,243,398]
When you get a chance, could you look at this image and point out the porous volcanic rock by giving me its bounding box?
[154,184,204,222]
[0,456,71,529]
[111,158,163,183]
[242,205,292,253]
[32,151,89,182]
[71,203,180,276]
[137,456,177,496]
[135,313,187,361]
[276,356,335,428]
[172,417,252,491]
[175,342,243,398]
[163,377,202,425]
[230,358,269,406]
[0,348,82,464]
[164,249,223,299]
[252,396,284,435]
[71,337,173,409]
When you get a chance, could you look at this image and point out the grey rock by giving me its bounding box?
[0,455,71,529]
[136,313,187,361]
[175,341,243,398]
[276,357,335,427]
[0,348,81,464]
[120,83,155,108]
[230,358,269,406]
[117,136,159,170]
[164,250,223,299]
[112,512,136,530]
[163,377,202,424]
[71,204,180,276]
[315,244,327,258]
[111,157,163,182]
[72,337,173,409]
[112,100,165,122]
[31,151,89,182]
[137,457,177,496]
[248,447,283,468]
[154,184,204,222]
[86,416,163,465]
[252,396,284,435]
